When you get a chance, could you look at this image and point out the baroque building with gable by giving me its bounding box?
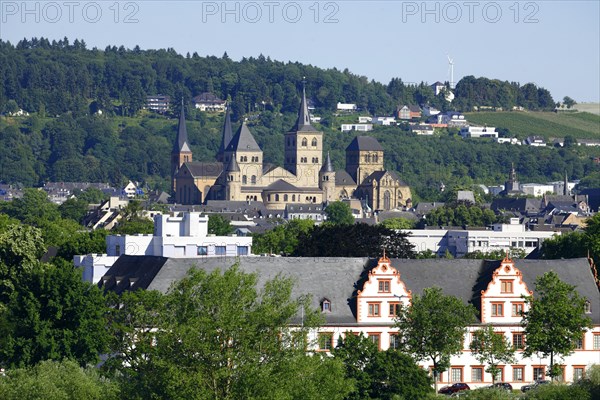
[102,254,600,389]
[172,86,412,211]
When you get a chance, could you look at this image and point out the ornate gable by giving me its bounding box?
[480,255,533,323]
[356,255,412,323]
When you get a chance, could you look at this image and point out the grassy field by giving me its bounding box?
[465,111,600,140]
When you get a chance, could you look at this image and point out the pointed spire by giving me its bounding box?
[225,120,261,152]
[291,78,317,132]
[225,155,240,172]
[219,105,234,156]
[174,98,191,153]
[320,152,334,173]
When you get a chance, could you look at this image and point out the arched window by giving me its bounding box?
[292,194,296,201]
[251,175,256,184]
[302,138,308,147]
[383,190,391,210]
[584,300,592,314]
[311,138,318,147]
[284,194,288,201]
[275,194,280,201]
[242,175,247,184]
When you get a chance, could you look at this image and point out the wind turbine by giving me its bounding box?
[447,55,455,89]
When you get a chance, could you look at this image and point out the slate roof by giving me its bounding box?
[320,152,334,173]
[264,179,300,192]
[225,156,240,172]
[173,104,191,153]
[335,170,356,186]
[218,107,234,155]
[491,198,542,214]
[346,136,384,152]
[100,257,600,325]
[364,170,408,186]
[182,162,223,178]
[226,122,261,152]
[289,85,317,132]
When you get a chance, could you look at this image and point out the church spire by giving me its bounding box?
[564,170,569,196]
[218,104,233,161]
[291,78,316,132]
[174,98,191,153]
[320,151,334,173]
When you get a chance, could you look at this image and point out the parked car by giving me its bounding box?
[438,383,470,395]
[487,382,513,391]
[521,380,550,392]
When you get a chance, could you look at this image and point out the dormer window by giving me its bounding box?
[321,298,331,313]
[584,300,592,314]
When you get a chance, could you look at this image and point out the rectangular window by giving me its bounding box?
[573,367,585,381]
[368,333,381,349]
[430,368,442,382]
[513,367,524,382]
[389,334,400,350]
[237,246,248,256]
[512,303,524,317]
[215,246,226,256]
[593,334,600,350]
[368,303,381,317]
[451,367,463,382]
[491,303,504,317]
[574,337,584,350]
[389,302,400,317]
[533,367,545,381]
[197,246,208,256]
[494,367,504,382]
[501,280,513,293]
[378,280,391,293]
[513,333,524,349]
[471,367,483,382]
[318,333,333,351]
[115,244,121,256]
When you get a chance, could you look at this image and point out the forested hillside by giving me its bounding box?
[2,37,595,201]
[1,37,556,118]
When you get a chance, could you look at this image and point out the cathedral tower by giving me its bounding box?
[284,82,323,188]
[217,105,233,163]
[171,100,193,194]
[319,152,336,202]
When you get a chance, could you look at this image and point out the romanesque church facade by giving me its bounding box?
[172,87,412,211]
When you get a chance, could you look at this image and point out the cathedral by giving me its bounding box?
[171,86,412,211]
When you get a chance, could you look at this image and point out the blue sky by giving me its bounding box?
[2,1,599,102]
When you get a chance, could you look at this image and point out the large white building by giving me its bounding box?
[74,212,253,283]
[100,255,600,389]
[402,219,560,257]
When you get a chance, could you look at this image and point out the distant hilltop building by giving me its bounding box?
[172,84,412,211]
[146,94,170,113]
[192,92,226,112]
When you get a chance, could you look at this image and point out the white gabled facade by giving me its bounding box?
[311,256,600,389]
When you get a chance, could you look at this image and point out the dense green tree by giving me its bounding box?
[295,223,415,258]
[0,359,120,400]
[58,197,89,223]
[252,219,314,255]
[107,265,350,400]
[469,324,516,383]
[541,214,600,265]
[0,227,109,368]
[394,287,476,391]
[1,188,60,225]
[562,96,576,109]
[379,217,415,229]
[522,271,592,380]
[207,214,233,235]
[112,200,154,234]
[334,333,433,400]
[325,201,355,225]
